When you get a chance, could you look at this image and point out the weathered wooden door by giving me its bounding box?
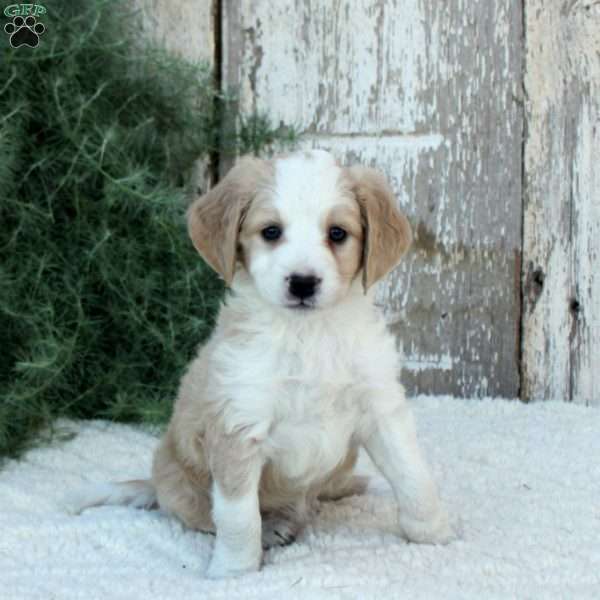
[223,1,524,398]
[522,1,600,406]
[139,0,599,405]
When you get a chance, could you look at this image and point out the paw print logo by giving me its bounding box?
[4,15,45,48]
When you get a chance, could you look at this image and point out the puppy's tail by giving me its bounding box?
[65,479,157,515]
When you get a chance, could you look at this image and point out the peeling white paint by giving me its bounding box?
[136,0,214,193]
[223,1,522,398]
[522,0,600,406]
[302,133,445,153]
[403,354,454,372]
[138,1,596,403]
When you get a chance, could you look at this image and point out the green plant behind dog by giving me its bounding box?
[0,0,296,459]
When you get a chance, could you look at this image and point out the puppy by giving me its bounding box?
[71,150,453,578]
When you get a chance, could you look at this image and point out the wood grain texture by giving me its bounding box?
[223,0,524,398]
[522,0,600,406]
[136,0,215,65]
[135,0,215,193]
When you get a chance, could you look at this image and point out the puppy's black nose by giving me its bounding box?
[288,274,321,300]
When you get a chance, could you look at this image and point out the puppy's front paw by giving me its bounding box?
[399,507,458,545]
[205,553,261,579]
[206,536,262,579]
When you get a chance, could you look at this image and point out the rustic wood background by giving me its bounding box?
[522,0,600,407]
[139,0,599,405]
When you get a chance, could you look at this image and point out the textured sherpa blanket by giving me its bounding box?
[1,397,599,599]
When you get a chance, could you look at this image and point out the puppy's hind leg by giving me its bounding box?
[261,512,301,549]
[259,467,312,550]
[152,433,215,533]
[318,446,369,502]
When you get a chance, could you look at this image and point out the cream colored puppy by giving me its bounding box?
[71,150,453,578]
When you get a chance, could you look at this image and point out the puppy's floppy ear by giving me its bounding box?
[187,156,271,285]
[348,166,413,291]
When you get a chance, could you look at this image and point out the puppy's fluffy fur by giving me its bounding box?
[70,150,453,578]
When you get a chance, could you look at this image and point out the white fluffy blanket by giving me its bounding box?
[1,397,599,599]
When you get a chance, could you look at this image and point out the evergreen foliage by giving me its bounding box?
[0,0,296,459]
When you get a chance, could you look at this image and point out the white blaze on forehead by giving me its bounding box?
[272,151,344,220]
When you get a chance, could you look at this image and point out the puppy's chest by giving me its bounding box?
[265,387,358,483]
[259,348,363,482]
[215,326,377,482]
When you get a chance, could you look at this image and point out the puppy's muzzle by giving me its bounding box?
[287,273,322,301]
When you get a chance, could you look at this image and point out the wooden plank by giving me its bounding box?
[135,0,216,192]
[136,0,215,65]
[522,0,600,405]
[223,0,523,398]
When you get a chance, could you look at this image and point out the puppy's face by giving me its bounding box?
[187,150,412,311]
[238,152,363,309]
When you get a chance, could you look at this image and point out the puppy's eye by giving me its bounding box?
[261,225,282,242]
[328,226,347,244]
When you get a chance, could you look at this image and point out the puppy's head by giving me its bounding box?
[188,151,411,310]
